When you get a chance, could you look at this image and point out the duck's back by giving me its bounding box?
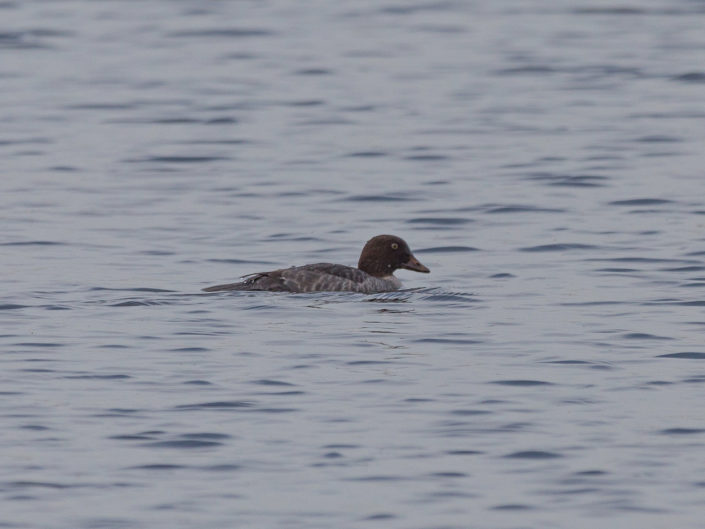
[203,263,400,293]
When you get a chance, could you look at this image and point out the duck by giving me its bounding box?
[203,234,429,293]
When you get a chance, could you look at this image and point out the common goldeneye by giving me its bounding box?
[203,234,429,293]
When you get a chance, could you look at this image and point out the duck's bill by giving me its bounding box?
[401,255,430,273]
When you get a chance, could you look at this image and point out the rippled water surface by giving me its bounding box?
[3,1,705,528]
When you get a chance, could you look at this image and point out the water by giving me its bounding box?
[2,1,705,527]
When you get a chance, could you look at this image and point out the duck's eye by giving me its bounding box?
[391,242,399,250]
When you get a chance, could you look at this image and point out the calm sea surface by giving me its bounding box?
[2,1,705,528]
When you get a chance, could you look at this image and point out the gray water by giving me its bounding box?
[2,1,705,528]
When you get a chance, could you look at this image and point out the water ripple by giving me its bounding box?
[167,28,273,38]
[520,243,598,252]
[658,352,705,359]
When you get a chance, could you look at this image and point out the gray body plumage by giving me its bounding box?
[203,263,402,294]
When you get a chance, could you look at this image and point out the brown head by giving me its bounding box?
[357,235,430,277]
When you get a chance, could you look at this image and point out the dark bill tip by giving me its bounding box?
[402,254,430,273]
